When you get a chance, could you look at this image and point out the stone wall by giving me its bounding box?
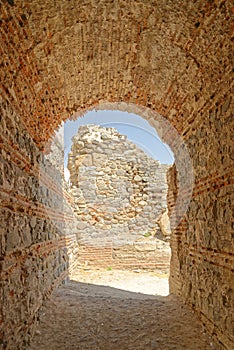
[68,125,170,246]
[78,239,170,272]
[167,102,234,349]
[0,96,79,350]
[67,125,171,271]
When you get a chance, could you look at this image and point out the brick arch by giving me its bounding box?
[1,1,233,148]
[0,0,233,349]
[71,101,194,232]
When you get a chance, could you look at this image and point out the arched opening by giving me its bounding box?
[39,102,195,299]
[63,108,175,295]
[0,1,233,349]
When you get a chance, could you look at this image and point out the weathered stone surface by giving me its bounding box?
[0,1,233,349]
[68,125,170,245]
[158,209,171,238]
[0,98,79,350]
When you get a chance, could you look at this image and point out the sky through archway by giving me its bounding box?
[64,110,174,170]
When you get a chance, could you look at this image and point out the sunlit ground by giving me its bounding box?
[71,268,169,296]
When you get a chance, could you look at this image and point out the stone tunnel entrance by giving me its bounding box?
[61,103,194,284]
[26,108,211,349]
[28,112,216,350]
[48,104,193,284]
[0,1,233,349]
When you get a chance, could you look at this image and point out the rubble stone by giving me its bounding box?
[68,125,170,245]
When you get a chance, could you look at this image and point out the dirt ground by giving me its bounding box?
[27,268,217,350]
[72,268,170,296]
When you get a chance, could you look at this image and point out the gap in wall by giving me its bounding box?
[62,110,175,296]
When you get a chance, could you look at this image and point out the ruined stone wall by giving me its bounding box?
[0,97,79,350]
[67,125,171,270]
[78,240,170,272]
[68,125,170,243]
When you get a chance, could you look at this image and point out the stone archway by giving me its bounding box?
[0,1,233,349]
[67,103,195,295]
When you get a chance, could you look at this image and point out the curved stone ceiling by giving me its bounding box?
[1,0,233,147]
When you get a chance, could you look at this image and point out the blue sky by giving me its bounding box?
[64,110,174,167]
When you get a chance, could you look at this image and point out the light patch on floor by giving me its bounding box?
[71,268,169,296]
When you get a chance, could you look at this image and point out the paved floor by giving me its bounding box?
[28,270,216,350]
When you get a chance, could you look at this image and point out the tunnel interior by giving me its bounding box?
[0,1,233,349]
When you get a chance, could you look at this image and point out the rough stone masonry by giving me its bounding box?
[67,125,171,269]
[0,0,233,348]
